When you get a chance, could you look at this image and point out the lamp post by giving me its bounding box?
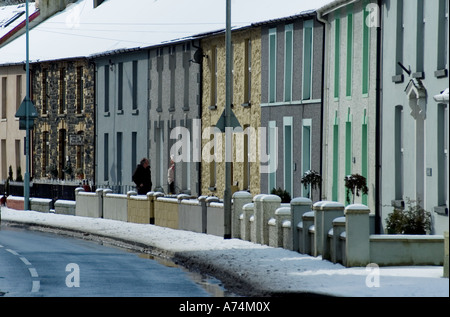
[15,0,36,210]
[25,0,30,211]
[223,0,232,239]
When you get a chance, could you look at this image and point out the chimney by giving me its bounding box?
[93,0,104,8]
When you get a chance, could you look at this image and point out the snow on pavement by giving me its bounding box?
[1,207,448,297]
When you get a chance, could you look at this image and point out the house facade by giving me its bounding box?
[200,26,262,198]
[95,49,149,194]
[380,0,449,234]
[0,65,27,182]
[31,58,95,182]
[318,0,379,212]
[258,12,324,201]
[148,40,202,196]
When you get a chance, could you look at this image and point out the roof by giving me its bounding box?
[0,0,333,65]
[0,2,38,46]
[251,10,317,27]
[317,0,358,17]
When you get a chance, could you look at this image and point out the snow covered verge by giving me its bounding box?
[1,207,448,297]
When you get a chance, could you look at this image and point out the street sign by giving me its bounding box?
[15,97,38,130]
[215,108,241,133]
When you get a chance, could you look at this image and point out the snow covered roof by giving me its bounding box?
[0,0,333,65]
[0,2,37,45]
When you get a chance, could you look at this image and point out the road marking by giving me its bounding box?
[20,257,32,266]
[2,246,41,294]
[28,268,39,278]
[31,281,40,293]
[6,248,19,256]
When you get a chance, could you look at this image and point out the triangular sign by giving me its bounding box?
[15,97,38,119]
[215,108,241,133]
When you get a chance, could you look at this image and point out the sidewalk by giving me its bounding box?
[1,207,448,297]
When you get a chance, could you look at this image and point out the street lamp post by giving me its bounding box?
[224,0,232,239]
[25,0,30,210]
[15,0,36,210]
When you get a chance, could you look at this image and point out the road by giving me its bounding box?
[0,225,223,297]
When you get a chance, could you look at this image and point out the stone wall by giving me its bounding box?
[201,27,262,198]
[31,59,95,182]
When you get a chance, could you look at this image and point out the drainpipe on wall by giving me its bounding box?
[375,0,383,234]
[316,13,326,202]
[316,9,330,202]
[192,39,203,196]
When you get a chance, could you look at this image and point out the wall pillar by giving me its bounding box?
[290,197,312,252]
[252,194,266,244]
[345,204,371,267]
[320,201,345,260]
[260,195,281,245]
[232,191,253,239]
[241,202,254,241]
[313,201,325,256]
[301,211,315,255]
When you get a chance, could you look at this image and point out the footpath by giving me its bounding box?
[1,207,449,299]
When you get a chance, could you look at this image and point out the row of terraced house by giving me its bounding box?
[0,0,448,235]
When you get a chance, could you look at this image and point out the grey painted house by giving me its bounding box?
[95,49,149,193]
[259,12,324,201]
[317,0,379,212]
[148,40,202,196]
[380,0,449,235]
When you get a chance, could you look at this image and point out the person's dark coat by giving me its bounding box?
[132,164,152,195]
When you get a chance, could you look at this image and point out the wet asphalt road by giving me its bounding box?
[0,225,217,297]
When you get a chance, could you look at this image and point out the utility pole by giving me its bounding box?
[24,0,31,210]
[224,0,232,239]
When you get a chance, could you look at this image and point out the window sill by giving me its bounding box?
[434,205,448,216]
[392,74,404,83]
[412,72,425,80]
[435,69,448,78]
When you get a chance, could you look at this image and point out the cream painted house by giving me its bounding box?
[0,65,27,183]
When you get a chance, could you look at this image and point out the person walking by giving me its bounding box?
[168,155,175,195]
[132,158,152,195]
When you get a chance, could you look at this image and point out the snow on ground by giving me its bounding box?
[1,207,448,297]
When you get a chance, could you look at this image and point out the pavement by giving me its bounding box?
[1,207,449,304]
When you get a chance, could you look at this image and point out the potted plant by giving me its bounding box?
[47,163,58,179]
[300,170,322,201]
[344,174,368,204]
[64,162,74,180]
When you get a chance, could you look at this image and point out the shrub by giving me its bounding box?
[385,198,431,234]
[270,187,291,203]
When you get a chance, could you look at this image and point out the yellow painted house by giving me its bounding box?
[201,26,262,198]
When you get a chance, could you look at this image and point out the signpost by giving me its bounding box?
[223,0,233,239]
[14,0,34,211]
